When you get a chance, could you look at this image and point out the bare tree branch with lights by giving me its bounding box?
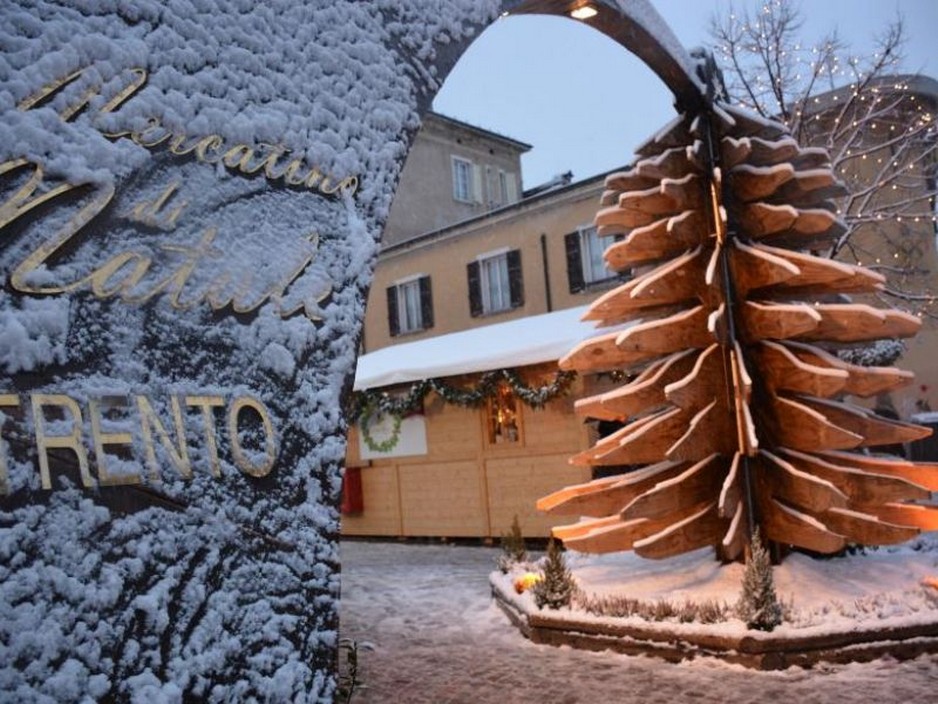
[710,0,938,320]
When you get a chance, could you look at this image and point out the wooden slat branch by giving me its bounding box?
[541,99,937,563]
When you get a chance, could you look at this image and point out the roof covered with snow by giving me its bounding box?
[354,305,620,390]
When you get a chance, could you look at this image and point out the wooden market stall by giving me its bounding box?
[341,306,621,539]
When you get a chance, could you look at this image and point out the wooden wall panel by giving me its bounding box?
[398,460,488,537]
[486,454,590,537]
[340,464,402,536]
[423,394,483,457]
[520,395,582,452]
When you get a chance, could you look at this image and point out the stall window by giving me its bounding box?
[485,384,521,445]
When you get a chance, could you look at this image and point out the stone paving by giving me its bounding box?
[338,540,938,703]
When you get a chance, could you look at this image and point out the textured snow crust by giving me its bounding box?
[0,1,501,701]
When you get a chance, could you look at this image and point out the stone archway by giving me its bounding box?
[497,1,701,109]
[0,2,706,699]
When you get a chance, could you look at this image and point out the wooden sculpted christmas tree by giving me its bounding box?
[538,99,938,562]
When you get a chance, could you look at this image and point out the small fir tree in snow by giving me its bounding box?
[532,539,576,610]
[496,514,527,573]
[736,529,783,631]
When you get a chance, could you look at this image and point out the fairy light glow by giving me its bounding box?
[713,0,938,321]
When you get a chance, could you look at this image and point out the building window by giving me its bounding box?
[481,254,511,312]
[498,170,510,205]
[496,169,519,205]
[452,156,475,203]
[387,275,433,336]
[467,249,523,317]
[485,384,521,445]
[565,226,626,293]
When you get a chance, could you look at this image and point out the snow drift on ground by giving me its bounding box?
[340,539,938,704]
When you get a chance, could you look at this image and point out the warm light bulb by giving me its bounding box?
[570,4,598,20]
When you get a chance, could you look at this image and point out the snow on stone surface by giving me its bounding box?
[0,1,713,699]
[0,1,505,701]
[354,305,630,390]
[340,539,938,703]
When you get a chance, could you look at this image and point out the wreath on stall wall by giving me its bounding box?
[351,368,577,453]
[359,404,403,453]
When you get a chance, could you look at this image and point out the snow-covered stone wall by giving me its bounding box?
[0,2,501,700]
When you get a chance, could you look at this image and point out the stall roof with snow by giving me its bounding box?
[354,305,629,391]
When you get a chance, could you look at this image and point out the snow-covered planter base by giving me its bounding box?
[492,538,938,670]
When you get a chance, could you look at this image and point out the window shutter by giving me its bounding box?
[505,172,518,203]
[507,249,524,309]
[471,163,483,204]
[467,261,482,317]
[419,276,433,329]
[386,285,400,336]
[565,232,585,293]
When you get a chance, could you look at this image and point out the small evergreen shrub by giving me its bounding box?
[496,514,527,574]
[532,539,576,610]
[736,528,783,631]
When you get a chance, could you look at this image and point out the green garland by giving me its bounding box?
[349,368,577,423]
[359,404,403,453]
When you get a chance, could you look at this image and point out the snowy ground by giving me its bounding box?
[339,539,938,703]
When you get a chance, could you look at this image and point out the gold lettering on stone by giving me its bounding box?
[89,251,152,299]
[168,133,203,156]
[4,164,116,295]
[0,161,332,319]
[88,398,139,487]
[127,182,188,229]
[31,394,93,490]
[2,391,281,490]
[17,69,85,112]
[186,395,225,477]
[137,395,191,481]
[18,66,359,197]
[0,394,21,495]
[194,135,225,163]
[130,118,173,148]
[227,396,278,478]
[0,159,84,234]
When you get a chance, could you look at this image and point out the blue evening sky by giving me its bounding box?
[433,0,938,189]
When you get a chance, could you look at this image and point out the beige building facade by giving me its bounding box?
[363,172,625,353]
[380,112,529,248]
[346,113,631,539]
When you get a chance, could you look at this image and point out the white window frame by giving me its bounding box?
[579,225,617,285]
[477,249,511,314]
[392,274,425,334]
[452,156,474,203]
